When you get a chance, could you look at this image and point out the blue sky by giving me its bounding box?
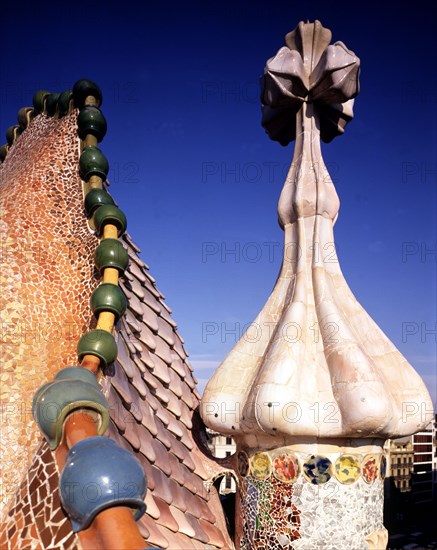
[2,1,436,407]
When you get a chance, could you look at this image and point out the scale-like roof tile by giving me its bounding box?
[0,98,233,549]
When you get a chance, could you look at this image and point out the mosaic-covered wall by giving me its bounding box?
[0,98,233,549]
[236,447,387,549]
[0,110,99,515]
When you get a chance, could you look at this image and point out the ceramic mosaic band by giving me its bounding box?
[238,450,387,486]
[236,447,387,549]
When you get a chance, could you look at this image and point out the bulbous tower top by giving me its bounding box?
[201,20,432,451]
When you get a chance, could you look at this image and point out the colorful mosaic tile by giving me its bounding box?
[250,452,272,480]
[302,454,333,485]
[335,454,361,485]
[239,473,301,549]
[379,454,387,480]
[238,452,385,549]
[0,101,231,549]
[0,110,99,517]
[272,451,300,483]
[290,472,384,548]
[362,454,378,484]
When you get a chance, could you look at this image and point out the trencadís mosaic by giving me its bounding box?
[239,448,386,549]
[245,450,385,485]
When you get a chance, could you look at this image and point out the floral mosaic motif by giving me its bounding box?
[335,454,361,485]
[238,451,249,478]
[362,454,378,484]
[302,454,333,485]
[250,452,272,480]
[272,452,301,484]
[379,454,387,480]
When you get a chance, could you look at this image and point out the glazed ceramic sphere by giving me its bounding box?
[58,90,73,116]
[32,90,50,113]
[73,78,103,108]
[59,436,146,532]
[94,238,129,274]
[77,329,118,369]
[32,367,109,450]
[79,146,109,181]
[77,106,107,142]
[84,188,115,217]
[94,205,127,237]
[6,125,21,146]
[45,93,60,116]
[90,283,127,320]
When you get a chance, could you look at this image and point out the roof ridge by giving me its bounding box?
[0,89,77,163]
[0,78,234,549]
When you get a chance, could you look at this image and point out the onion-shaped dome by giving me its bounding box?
[201,20,432,447]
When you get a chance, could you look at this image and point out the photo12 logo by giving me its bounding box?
[201,320,339,345]
[201,241,339,264]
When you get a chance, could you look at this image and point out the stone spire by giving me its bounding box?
[201,20,433,549]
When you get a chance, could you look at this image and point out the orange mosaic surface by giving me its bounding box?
[1,441,80,549]
[0,109,99,515]
[0,106,232,549]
